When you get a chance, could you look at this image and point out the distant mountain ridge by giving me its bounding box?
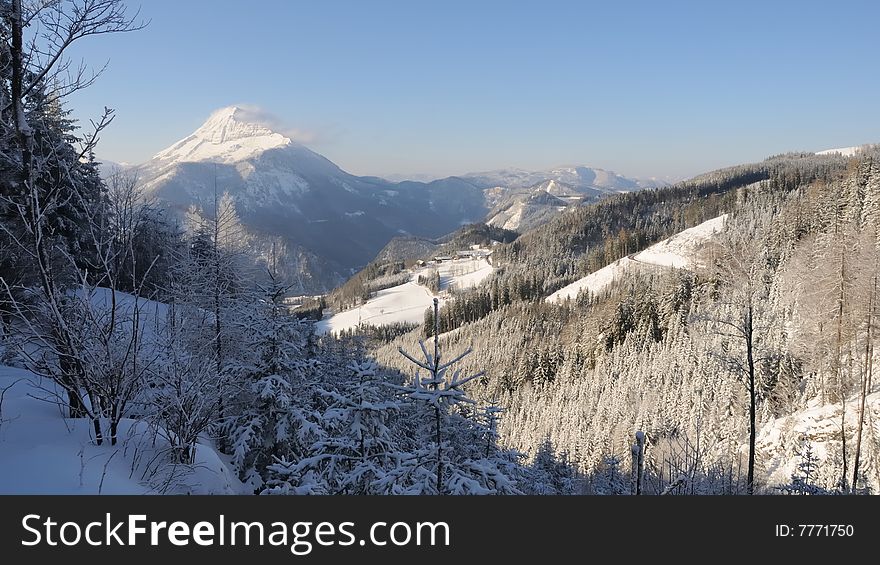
[462,165,665,193]
[116,106,663,292]
[470,166,666,233]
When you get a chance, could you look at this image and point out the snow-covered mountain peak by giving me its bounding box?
[151,106,292,164]
[193,106,280,144]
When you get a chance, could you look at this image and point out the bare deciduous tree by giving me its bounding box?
[1,0,146,442]
[701,233,772,494]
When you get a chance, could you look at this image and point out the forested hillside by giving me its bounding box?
[376,151,880,494]
[0,0,553,496]
[2,0,878,498]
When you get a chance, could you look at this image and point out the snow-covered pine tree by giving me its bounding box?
[480,399,503,458]
[861,160,880,244]
[385,298,522,494]
[591,455,629,495]
[176,190,253,451]
[0,1,144,426]
[777,438,836,495]
[227,243,316,490]
[103,169,180,297]
[264,358,403,494]
[524,438,579,495]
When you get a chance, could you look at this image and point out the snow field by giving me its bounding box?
[0,365,243,494]
[316,257,494,334]
[547,214,727,302]
[757,389,880,491]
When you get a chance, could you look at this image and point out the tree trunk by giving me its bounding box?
[852,276,875,491]
[67,389,87,419]
[13,0,91,423]
[214,285,224,449]
[630,443,638,495]
[92,417,103,446]
[212,185,226,452]
[10,2,25,153]
[435,405,443,495]
[635,431,645,495]
[432,298,443,495]
[746,303,756,495]
[110,417,118,446]
[836,250,848,490]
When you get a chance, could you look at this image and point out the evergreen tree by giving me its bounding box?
[228,247,315,489]
[388,298,522,494]
[777,438,835,495]
[264,359,402,494]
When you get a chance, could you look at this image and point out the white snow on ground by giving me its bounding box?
[316,257,494,335]
[546,257,638,304]
[0,365,244,494]
[816,145,867,157]
[757,389,880,492]
[436,257,494,291]
[80,286,171,342]
[547,214,727,302]
[631,214,727,268]
[316,281,436,335]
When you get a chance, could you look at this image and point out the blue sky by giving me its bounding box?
[66,0,880,180]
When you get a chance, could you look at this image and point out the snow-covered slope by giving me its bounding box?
[437,256,494,291]
[757,390,880,492]
[0,287,248,494]
[546,256,638,303]
[487,192,570,232]
[547,214,727,302]
[485,183,582,233]
[315,281,434,334]
[487,201,527,231]
[0,365,243,494]
[815,145,876,157]
[633,214,727,268]
[539,179,573,195]
[316,257,494,334]
[153,106,292,164]
[133,106,487,292]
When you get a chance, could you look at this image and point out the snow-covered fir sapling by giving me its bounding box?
[228,248,316,489]
[481,399,503,458]
[777,437,834,495]
[387,298,522,494]
[397,298,482,493]
[526,439,578,495]
[263,359,402,494]
[593,455,629,495]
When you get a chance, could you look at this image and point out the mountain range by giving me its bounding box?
[119,106,662,292]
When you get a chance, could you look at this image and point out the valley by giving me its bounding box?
[115,107,659,294]
[2,0,880,503]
